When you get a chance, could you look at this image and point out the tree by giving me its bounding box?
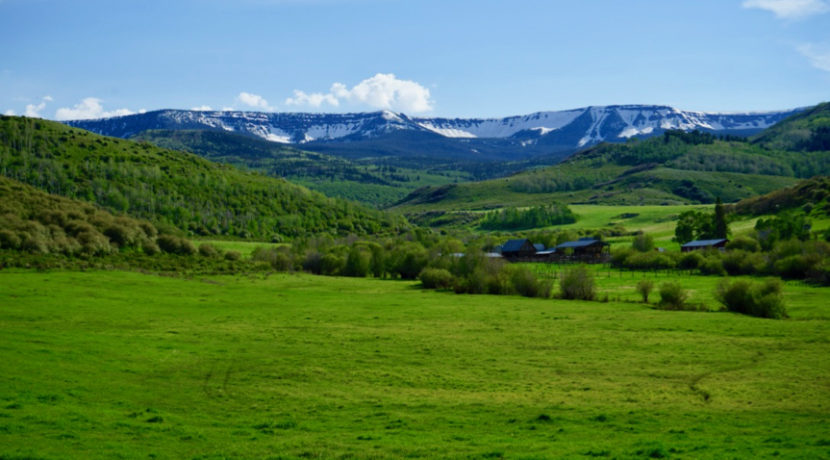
[636,279,654,304]
[755,211,811,250]
[674,210,712,244]
[675,205,726,244]
[632,233,654,252]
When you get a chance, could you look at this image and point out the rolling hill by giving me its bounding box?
[391,110,830,226]
[0,174,162,256]
[0,116,407,239]
[129,129,471,207]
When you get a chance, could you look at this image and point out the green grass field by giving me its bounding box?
[195,239,285,258]
[1,269,828,459]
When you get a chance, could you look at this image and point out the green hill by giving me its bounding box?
[392,121,830,226]
[0,116,406,239]
[728,175,830,216]
[0,174,164,256]
[131,129,472,207]
[752,102,830,151]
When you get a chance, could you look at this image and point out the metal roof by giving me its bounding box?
[501,239,533,252]
[556,238,607,249]
[681,238,728,248]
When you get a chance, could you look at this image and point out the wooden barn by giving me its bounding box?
[500,239,537,259]
[681,238,728,252]
[555,237,610,259]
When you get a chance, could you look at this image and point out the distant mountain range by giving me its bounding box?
[64,105,804,162]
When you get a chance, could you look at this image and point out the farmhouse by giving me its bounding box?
[500,239,537,258]
[681,238,728,252]
[555,237,610,259]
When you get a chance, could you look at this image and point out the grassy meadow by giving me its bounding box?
[1,269,828,459]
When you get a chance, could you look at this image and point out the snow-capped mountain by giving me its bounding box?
[64,105,802,162]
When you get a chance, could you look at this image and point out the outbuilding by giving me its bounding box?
[681,238,728,252]
[500,239,537,258]
[555,237,610,258]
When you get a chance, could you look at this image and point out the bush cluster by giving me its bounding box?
[611,236,830,285]
[657,282,687,310]
[558,265,595,300]
[715,278,787,319]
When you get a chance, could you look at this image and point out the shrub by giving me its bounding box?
[698,256,726,276]
[773,254,815,279]
[509,266,551,298]
[453,268,488,294]
[658,282,687,310]
[142,240,160,255]
[610,248,633,268]
[76,231,112,255]
[624,251,677,270]
[302,251,323,274]
[342,246,371,277]
[103,224,136,248]
[722,250,765,276]
[389,243,428,280]
[0,229,21,249]
[726,236,760,252]
[198,243,219,258]
[157,234,196,255]
[19,230,49,254]
[636,279,654,303]
[678,251,704,270]
[419,268,455,290]
[320,253,345,276]
[559,265,595,300]
[632,233,654,252]
[807,259,830,285]
[252,246,294,271]
[715,278,787,319]
[224,250,241,261]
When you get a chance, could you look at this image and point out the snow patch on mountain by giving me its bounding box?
[63,105,803,160]
[414,109,584,139]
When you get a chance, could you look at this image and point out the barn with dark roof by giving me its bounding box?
[500,239,537,258]
[681,238,728,252]
[555,237,610,258]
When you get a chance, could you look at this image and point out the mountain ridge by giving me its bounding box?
[63,105,804,162]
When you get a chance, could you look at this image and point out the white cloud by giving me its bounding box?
[54,97,135,120]
[798,43,830,72]
[4,109,15,116]
[285,73,434,113]
[236,92,274,110]
[191,105,214,111]
[742,0,830,19]
[24,96,52,118]
[285,90,339,108]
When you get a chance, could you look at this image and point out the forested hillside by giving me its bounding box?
[130,129,469,207]
[393,121,830,224]
[752,102,830,151]
[728,176,830,216]
[0,175,163,256]
[0,116,407,239]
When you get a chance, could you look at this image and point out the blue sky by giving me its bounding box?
[1,0,828,119]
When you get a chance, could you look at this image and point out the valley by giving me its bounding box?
[1,102,829,460]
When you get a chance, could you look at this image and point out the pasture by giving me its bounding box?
[0,270,828,459]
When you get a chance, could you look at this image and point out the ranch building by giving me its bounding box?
[681,238,728,252]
